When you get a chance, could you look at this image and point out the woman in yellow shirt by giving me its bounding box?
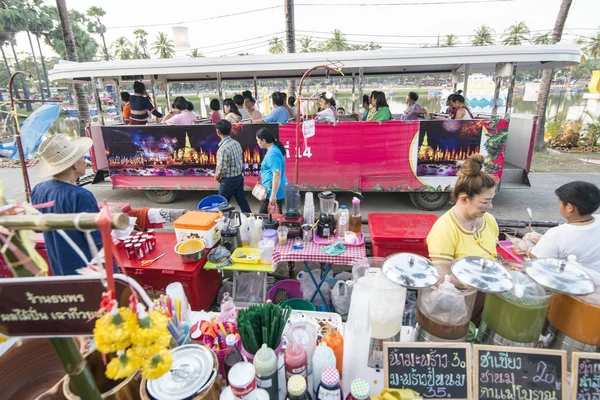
[426,154,498,324]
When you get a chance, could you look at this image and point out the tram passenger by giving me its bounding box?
[452,94,474,120]
[444,93,457,117]
[210,99,222,123]
[530,181,600,272]
[121,92,131,124]
[281,92,294,120]
[162,96,197,125]
[129,81,163,125]
[404,92,427,120]
[337,107,346,115]
[315,92,338,124]
[367,91,392,122]
[233,94,252,120]
[244,96,263,120]
[223,98,243,123]
[426,154,498,324]
[360,95,370,121]
[250,92,289,124]
[288,96,298,119]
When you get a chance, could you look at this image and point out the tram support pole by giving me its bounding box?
[358,67,364,115]
[351,73,356,114]
[217,72,223,106]
[463,64,470,99]
[505,64,518,118]
[91,77,105,125]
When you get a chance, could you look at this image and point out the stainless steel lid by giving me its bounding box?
[524,257,596,295]
[450,256,515,293]
[147,344,214,400]
[382,253,440,289]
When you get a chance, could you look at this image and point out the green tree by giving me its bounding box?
[189,48,203,57]
[586,32,600,59]
[502,21,530,45]
[85,6,109,60]
[44,7,99,61]
[299,37,313,53]
[26,0,54,97]
[151,32,175,58]
[533,32,551,45]
[326,29,348,51]
[268,37,285,54]
[111,36,132,60]
[133,28,149,59]
[442,34,459,47]
[472,25,495,46]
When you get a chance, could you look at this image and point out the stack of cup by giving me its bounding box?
[303,192,315,226]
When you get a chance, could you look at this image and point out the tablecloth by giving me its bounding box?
[272,240,366,265]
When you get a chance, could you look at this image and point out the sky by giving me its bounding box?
[14,0,600,58]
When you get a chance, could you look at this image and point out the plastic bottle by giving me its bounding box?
[337,206,349,238]
[223,334,243,382]
[253,344,279,400]
[304,192,315,226]
[349,197,362,235]
[345,379,370,400]
[285,343,308,381]
[322,327,344,379]
[220,292,237,322]
[316,367,343,400]
[287,375,312,400]
[312,343,337,393]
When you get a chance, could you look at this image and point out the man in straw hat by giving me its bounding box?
[31,134,102,276]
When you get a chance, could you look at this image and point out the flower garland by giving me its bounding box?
[94,296,172,380]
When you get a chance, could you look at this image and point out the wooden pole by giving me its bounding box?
[8,71,32,203]
[0,212,129,231]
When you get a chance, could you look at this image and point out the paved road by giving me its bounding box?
[3,168,600,223]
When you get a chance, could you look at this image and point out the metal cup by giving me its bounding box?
[301,224,313,242]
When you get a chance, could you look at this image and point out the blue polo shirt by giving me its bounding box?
[260,145,288,200]
[263,107,289,123]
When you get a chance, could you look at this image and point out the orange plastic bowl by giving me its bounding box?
[174,238,206,263]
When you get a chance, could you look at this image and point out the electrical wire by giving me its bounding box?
[295,0,515,5]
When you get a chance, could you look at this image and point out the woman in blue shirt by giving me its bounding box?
[256,128,288,214]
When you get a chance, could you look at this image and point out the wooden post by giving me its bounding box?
[284,0,296,96]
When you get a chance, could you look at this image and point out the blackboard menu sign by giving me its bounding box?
[572,352,600,400]
[473,345,567,400]
[384,342,471,399]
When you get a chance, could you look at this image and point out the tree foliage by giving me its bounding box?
[44,7,98,61]
[151,32,175,58]
[502,21,530,45]
[472,25,495,46]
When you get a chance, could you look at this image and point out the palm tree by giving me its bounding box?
[299,37,313,53]
[533,32,551,45]
[151,32,175,58]
[26,0,53,97]
[472,25,495,46]
[586,32,600,60]
[111,37,132,60]
[326,29,348,51]
[442,34,459,47]
[502,21,530,45]
[85,6,109,60]
[268,37,285,54]
[189,48,203,57]
[133,28,149,59]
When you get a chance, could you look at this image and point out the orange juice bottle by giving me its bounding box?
[322,326,344,378]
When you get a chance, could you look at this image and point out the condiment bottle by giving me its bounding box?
[312,343,336,393]
[287,375,312,400]
[285,343,307,380]
[349,197,362,235]
[224,334,243,382]
[253,344,279,400]
[345,379,370,400]
[321,327,344,378]
[316,367,343,400]
[220,292,237,322]
[337,206,349,238]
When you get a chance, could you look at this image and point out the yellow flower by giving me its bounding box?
[141,349,173,380]
[132,334,171,358]
[94,307,136,354]
[105,349,141,380]
[131,311,170,347]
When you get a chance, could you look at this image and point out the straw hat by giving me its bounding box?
[37,134,93,177]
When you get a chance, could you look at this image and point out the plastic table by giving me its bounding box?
[272,240,366,311]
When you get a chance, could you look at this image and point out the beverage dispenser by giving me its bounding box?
[416,256,514,342]
[317,191,338,239]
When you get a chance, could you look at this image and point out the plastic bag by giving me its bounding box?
[331,280,353,319]
[421,275,469,325]
[235,272,264,303]
[298,269,333,309]
[333,271,352,282]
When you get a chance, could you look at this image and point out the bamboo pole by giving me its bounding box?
[0,212,129,231]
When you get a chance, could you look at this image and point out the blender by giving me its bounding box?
[317,191,338,239]
[280,184,303,238]
[417,256,514,343]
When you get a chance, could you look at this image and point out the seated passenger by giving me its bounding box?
[452,94,473,120]
[530,181,600,272]
[223,98,243,123]
[244,96,263,120]
[210,99,222,123]
[129,81,163,125]
[315,92,338,124]
[233,94,252,120]
[368,91,392,122]
[162,96,197,125]
[288,95,298,119]
[251,92,289,124]
[404,92,427,120]
[337,107,346,115]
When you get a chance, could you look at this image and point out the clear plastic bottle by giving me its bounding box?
[337,206,349,238]
[220,292,237,322]
[224,334,243,382]
[349,198,362,235]
[312,343,336,393]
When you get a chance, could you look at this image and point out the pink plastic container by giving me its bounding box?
[267,280,303,302]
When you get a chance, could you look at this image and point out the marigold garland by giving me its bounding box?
[141,348,173,380]
[106,349,141,380]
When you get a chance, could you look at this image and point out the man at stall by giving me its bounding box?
[250,92,289,124]
[530,181,600,271]
[426,154,499,324]
[215,120,252,213]
[31,134,103,276]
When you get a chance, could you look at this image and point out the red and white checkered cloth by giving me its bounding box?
[272,241,366,265]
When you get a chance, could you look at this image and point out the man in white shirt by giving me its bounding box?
[233,94,252,120]
[531,181,600,272]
